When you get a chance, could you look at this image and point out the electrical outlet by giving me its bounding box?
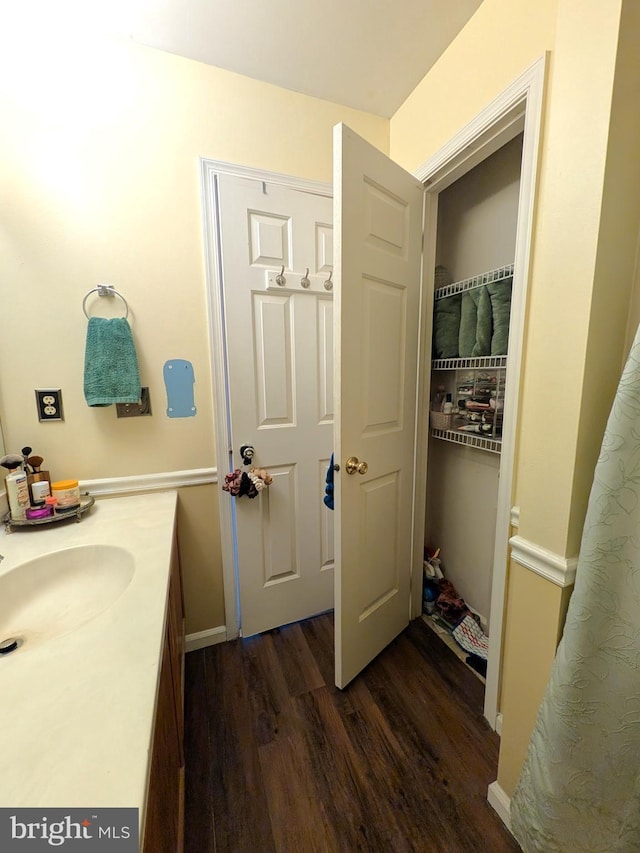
[116,387,152,418]
[36,389,64,422]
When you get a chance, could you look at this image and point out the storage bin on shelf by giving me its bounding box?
[430,410,453,431]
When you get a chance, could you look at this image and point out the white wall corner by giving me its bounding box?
[509,534,577,587]
[487,781,512,833]
[185,625,227,653]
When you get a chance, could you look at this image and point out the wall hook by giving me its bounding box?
[300,268,311,288]
[275,266,286,286]
[324,270,333,291]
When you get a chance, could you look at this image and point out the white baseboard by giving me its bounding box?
[185,625,227,652]
[487,781,512,833]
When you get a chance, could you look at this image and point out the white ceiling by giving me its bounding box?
[108,0,484,118]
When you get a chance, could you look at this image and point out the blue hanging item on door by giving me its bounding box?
[324,454,335,511]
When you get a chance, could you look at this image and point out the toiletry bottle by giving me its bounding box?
[432,385,446,412]
[6,468,30,519]
[30,479,51,505]
[443,393,453,414]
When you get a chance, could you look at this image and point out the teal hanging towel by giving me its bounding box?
[84,317,141,407]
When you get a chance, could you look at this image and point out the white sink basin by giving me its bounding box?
[0,544,135,655]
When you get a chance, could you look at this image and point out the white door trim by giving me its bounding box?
[411,55,548,728]
[199,159,332,639]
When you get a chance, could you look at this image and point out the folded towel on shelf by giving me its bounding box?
[487,276,512,355]
[84,317,141,407]
[433,293,461,359]
[459,286,492,357]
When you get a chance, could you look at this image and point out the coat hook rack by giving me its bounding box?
[275,266,286,286]
[301,268,311,288]
[324,270,333,291]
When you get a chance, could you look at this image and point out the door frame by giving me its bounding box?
[410,55,547,728]
[201,55,546,691]
[199,159,332,639]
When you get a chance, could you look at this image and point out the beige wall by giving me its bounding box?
[0,34,388,635]
[390,0,558,172]
[497,562,572,795]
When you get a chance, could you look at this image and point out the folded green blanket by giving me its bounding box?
[459,286,492,357]
[487,277,512,355]
[433,293,461,358]
[84,317,141,407]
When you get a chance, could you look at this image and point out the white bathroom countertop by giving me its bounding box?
[0,491,178,817]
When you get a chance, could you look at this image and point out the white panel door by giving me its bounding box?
[334,124,424,688]
[217,174,334,637]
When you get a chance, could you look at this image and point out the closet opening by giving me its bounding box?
[422,134,524,696]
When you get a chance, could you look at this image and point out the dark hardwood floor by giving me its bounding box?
[184,613,520,852]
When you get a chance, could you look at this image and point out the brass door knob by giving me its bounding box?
[346,456,369,475]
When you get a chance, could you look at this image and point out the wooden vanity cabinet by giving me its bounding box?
[142,539,185,853]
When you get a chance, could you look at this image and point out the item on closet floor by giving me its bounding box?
[423,546,443,579]
[436,579,470,625]
[84,317,141,406]
[487,276,512,355]
[452,614,489,660]
[423,549,444,614]
[423,583,438,614]
[465,654,488,678]
[324,454,335,511]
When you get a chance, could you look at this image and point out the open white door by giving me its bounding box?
[334,123,424,688]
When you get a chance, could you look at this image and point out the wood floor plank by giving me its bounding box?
[268,622,326,697]
[204,640,276,853]
[183,649,215,853]
[291,685,397,852]
[258,730,342,853]
[184,614,521,853]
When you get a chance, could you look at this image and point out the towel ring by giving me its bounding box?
[82,284,129,319]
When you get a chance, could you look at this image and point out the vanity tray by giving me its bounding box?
[2,494,95,533]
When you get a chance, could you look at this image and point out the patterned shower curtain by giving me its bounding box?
[511,332,640,852]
